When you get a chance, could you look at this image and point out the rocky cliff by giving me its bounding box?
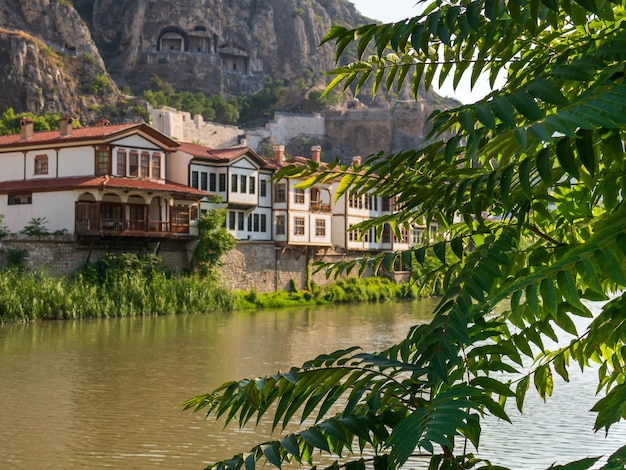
[85,0,368,97]
[0,0,457,147]
[0,0,122,122]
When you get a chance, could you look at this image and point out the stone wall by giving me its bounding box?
[218,242,355,292]
[0,235,194,276]
[0,237,369,292]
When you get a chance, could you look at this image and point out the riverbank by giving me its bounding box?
[0,267,427,323]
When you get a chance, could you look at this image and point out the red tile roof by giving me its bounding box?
[0,176,206,199]
[0,122,180,149]
[177,142,271,168]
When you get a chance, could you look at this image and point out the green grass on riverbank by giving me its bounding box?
[234,277,424,310]
[0,268,428,323]
[0,268,235,322]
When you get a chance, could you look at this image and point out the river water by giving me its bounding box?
[0,299,624,469]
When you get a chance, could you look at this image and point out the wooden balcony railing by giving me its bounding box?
[310,201,332,212]
[75,202,193,237]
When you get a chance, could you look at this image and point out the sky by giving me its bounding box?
[348,0,500,103]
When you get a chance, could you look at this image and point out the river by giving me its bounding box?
[0,299,624,469]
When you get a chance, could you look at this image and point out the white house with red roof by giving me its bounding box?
[332,157,411,252]
[168,142,274,241]
[0,118,205,242]
[268,145,334,248]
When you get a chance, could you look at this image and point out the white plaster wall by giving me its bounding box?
[58,146,93,177]
[114,135,162,150]
[34,192,75,233]
[0,152,26,181]
[167,150,193,185]
[331,215,347,249]
[309,213,332,245]
[25,150,56,179]
[0,194,32,232]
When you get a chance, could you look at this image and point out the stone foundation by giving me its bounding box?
[0,237,378,292]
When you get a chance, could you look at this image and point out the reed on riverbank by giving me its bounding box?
[0,268,235,322]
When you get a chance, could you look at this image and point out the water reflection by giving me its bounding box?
[0,299,624,469]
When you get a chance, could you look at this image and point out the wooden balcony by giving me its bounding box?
[310,201,332,212]
[75,201,195,239]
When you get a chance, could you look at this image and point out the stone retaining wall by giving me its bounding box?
[0,237,374,292]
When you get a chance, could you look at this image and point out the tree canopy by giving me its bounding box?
[183,1,626,468]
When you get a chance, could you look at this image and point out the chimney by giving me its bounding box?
[59,116,74,137]
[352,156,362,166]
[94,118,111,127]
[20,118,34,141]
[311,145,321,163]
[273,144,285,162]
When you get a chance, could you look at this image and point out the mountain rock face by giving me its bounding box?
[0,0,458,158]
[87,0,366,96]
[0,0,121,122]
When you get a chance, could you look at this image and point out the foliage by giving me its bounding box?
[4,248,28,270]
[185,1,626,469]
[233,277,420,310]
[193,205,237,278]
[142,75,240,125]
[0,108,64,135]
[76,252,166,285]
[0,215,9,239]
[84,74,111,95]
[20,218,50,237]
[0,264,235,323]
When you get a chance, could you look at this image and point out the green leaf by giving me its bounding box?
[556,137,580,179]
[516,376,530,412]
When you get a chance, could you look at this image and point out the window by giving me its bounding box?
[129,151,138,177]
[382,224,392,243]
[348,224,359,242]
[8,194,32,205]
[95,146,110,175]
[294,188,305,204]
[364,196,370,210]
[201,172,208,191]
[238,212,244,231]
[209,173,216,192]
[275,215,286,235]
[260,180,267,197]
[315,218,326,237]
[260,214,267,232]
[231,174,238,192]
[240,175,247,194]
[141,151,150,177]
[275,184,286,202]
[373,197,378,211]
[229,211,236,230]
[294,217,305,236]
[381,197,390,211]
[34,155,48,175]
[151,153,161,179]
[191,171,199,189]
[248,214,253,232]
[253,214,260,232]
[249,176,256,194]
[219,174,226,192]
[117,150,126,176]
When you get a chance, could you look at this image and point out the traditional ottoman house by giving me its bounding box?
[268,145,334,250]
[0,118,205,247]
[167,142,274,241]
[331,156,410,253]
